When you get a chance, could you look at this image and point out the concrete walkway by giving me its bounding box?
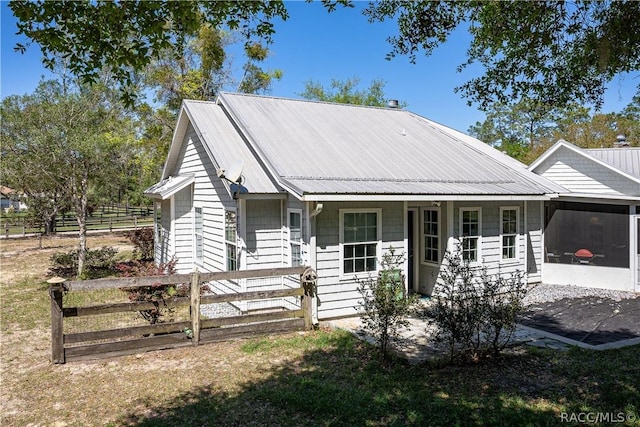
[324,316,572,365]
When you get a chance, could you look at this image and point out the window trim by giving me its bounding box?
[421,207,441,266]
[339,208,382,278]
[288,208,303,267]
[224,208,237,271]
[500,206,520,261]
[193,205,204,266]
[459,207,482,263]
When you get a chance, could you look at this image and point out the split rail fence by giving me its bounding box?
[49,266,316,364]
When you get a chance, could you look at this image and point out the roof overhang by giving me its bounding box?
[553,193,640,203]
[144,174,195,200]
[301,193,556,202]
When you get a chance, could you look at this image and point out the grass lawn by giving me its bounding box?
[1,234,639,426]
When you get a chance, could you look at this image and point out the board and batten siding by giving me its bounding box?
[315,201,405,320]
[536,147,640,196]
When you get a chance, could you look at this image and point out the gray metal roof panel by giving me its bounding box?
[585,147,640,179]
[218,92,558,196]
[183,100,283,194]
[144,174,195,200]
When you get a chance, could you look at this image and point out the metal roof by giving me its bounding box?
[144,174,195,200]
[585,147,640,179]
[171,100,283,195]
[217,92,559,198]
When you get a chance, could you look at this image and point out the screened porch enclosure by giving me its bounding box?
[544,201,630,268]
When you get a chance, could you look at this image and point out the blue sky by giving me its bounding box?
[1,1,637,133]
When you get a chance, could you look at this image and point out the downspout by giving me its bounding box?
[524,200,528,283]
[540,200,545,283]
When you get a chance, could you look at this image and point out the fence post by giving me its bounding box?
[300,267,318,330]
[48,277,66,364]
[190,270,201,345]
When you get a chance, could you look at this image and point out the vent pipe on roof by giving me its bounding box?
[615,134,629,148]
[387,99,399,109]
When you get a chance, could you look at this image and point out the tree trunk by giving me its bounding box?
[75,168,89,279]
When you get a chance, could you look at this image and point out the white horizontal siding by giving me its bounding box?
[245,199,285,269]
[173,187,193,273]
[315,201,405,320]
[450,201,529,279]
[526,201,543,283]
[167,123,235,276]
[537,147,638,195]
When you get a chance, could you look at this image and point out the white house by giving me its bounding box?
[529,139,640,293]
[145,92,563,320]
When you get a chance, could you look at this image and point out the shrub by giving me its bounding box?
[116,258,182,325]
[116,258,211,325]
[49,246,118,278]
[424,242,528,363]
[356,248,420,362]
[127,227,154,261]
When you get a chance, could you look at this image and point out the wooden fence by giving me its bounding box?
[49,266,316,364]
[2,205,154,237]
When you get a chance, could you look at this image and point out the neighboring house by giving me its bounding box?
[529,139,640,292]
[145,92,562,320]
[0,186,26,211]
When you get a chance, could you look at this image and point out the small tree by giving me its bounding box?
[356,248,419,362]
[425,242,528,362]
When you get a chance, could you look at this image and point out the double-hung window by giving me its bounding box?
[225,209,237,271]
[194,206,203,264]
[288,209,303,267]
[500,207,519,260]
[460,208,481,262]
[341,210,381,275]
[423,208,439,264]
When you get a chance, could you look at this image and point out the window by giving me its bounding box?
[500,207,519,260]
[225,209,237,271]
[460,208,481,262]
[423,208,439,263]
[288,210,303,266]
[194,207,203,263]
[154,202,163,242]
[341,210,380,274]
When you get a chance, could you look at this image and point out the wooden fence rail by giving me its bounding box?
[49,266,316,364]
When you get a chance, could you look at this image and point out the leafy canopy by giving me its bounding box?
[364,1,640,110]
[299,77,403,107]
[9,0,351,106]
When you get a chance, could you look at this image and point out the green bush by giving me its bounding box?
[424,241,528,363]
[49,246,118,278]
[356,248,420,362]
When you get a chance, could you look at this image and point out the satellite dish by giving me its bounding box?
[224,159,244,184]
